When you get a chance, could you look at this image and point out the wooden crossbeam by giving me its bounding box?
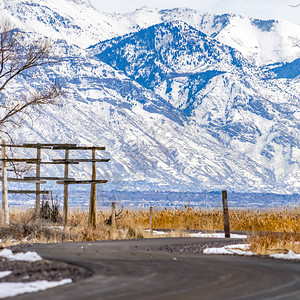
[0,177,46,184]
[56,180,108,185]
[0,144,105,151]
[0,144,51,149]
[24,177,76,181]
[38,161,79,165]
[23,143,77,148]
[52,159,110,163]
[8,190,49,194]
[0,159,41,163]
[52,146,105,150]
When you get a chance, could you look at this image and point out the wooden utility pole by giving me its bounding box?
[222,190,230,238]
[63,149,69,226]
[149,206,153,236]
[111,202,116,228]
[1,140,8,225]
[88,149,97,228]
[35,147,41,218]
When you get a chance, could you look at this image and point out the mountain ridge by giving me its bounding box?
[4,1,300,65]
[0,0,299,196]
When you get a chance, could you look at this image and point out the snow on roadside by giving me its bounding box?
[203,244,300,261]
[190,232,247,239]
[203,244,254,256]
[0,279,72,299]
[270,251,300,260]
[145,230,168,235]
[0,249,42,262]
[0,271,12,279]
[145,230,247,239]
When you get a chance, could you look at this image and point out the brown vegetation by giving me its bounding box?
[1,207,300,255]
[120,207,300,233]
[248,232,300,255]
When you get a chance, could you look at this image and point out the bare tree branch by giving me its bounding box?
[0,84,61,127]
[0,20,63,139]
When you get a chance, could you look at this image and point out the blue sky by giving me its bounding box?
[87,0,300,24]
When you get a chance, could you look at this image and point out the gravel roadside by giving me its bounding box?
[160,239,243,253]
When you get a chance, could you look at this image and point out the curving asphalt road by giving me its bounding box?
[11,238,300,300]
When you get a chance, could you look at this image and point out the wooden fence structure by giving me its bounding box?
[0,141,109,227]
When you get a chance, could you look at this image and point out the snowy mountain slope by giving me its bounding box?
[6,37,289,193]
[92,21,253,109]
[209,14,300,66]
[0,0,299,194]
[91,21,300,192]
[6,30,299,194]
[4,1,300,66]
[93,21,249,84]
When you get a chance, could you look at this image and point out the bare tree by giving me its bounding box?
[0,20,62,139]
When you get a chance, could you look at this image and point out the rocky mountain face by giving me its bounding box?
[1,0,299,195]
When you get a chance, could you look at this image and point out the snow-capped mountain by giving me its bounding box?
[91,21,252,109]
[5,1,300,65]
[0,0,299,195]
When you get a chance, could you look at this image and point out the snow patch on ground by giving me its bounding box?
[0,279,72,299]
[145,230,168,235]
[270,251,300,261]
[190,232,247,239]
[203,244,254,256]
[145,230,247,239]
[0,271,12,279]
[204,244,300,261]
[0,249,42,262]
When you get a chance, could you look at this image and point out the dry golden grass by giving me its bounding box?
[248,233,300,255]
[1,207,300,254]
[120,207,300,233]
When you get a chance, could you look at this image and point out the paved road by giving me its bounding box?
[12,238,300,300]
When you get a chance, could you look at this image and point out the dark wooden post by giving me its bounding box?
[1,140,8,225]
[222,190,230,238]
[63,149,69,226]
[35,147,41,218]
[149,206,153,236]
[111,202,116,228]
[88,149,97,228]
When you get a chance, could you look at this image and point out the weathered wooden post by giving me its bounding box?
[63,149,69,226]
[88,149,97,228]
[1,140,8,225]
[222,190,230,238]
[35,147,41,218]
[111,202,116,228]
[149,206,153,236]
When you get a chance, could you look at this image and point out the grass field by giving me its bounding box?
[1,207,299,254]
